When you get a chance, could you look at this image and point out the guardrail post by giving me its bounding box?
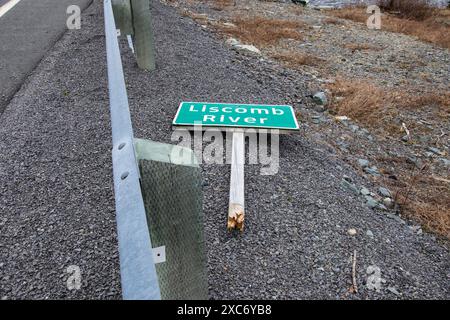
[130,0,156,70]
[135,139,208,300]
[112,0,133,35]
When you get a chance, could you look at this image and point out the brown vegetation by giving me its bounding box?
[327,78,450,238]
[211,0,235,11]
[219,16,307,47]
[326,78,450,135]
[271,50,325,67]
[377,0,435,21]
[380,158,450,238]
[329,7,450,49]
[343,43,382,51]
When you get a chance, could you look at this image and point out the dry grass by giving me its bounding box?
[218,16,307,47]
[329,8,450,49]
[323,17,345,25]
[211,0,235,11]
[327,78,450,135]
[271,50,325,67]
[378,160,450,238]
[327,78,450,237]
[181,10,209,23]
[377,0,435,21]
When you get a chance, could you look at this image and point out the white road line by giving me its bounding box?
[0,0,21,18]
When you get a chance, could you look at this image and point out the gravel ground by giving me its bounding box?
[0,0,449,299]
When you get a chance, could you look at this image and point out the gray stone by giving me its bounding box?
[311,115,322,124]
[225,38,240,46]
[364,166,380,176]
[341,179,359,195]
[439,158,450,166]
[234,44,261,55]
[387,286,401,296]
[360,128,370,135]
[357,159,370,168]
[378,187,391,198]
[383,197,394,209]
[312,92,328,106]
[365,196,378,209]
[332,267,340,273]
[409,225,423,235]
[406,156,421,168]
[427,147,445,156]
[360,187,370,196]
[349,124,359,133]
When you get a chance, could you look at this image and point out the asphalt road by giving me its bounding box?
[0,0,92,115]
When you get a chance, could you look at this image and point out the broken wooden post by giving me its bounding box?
[228,131,245,231]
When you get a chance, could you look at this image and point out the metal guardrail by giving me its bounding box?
[104,0,161,300]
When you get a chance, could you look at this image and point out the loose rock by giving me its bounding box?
[234,44,261,55]
[365,196,379,209]
[358,159,370,168]
[312,91,328,106]
[378,187,391,198]
[383,197,394,209]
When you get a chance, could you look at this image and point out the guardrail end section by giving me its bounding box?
[135,138,208,300]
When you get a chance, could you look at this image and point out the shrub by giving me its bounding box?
[377,0,435,20]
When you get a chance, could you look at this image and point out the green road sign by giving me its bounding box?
[173,102,299,131]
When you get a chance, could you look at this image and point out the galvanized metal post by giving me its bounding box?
[130,0,156,71]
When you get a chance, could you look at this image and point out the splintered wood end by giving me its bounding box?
[228,203,245,231]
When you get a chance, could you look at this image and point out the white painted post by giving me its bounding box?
[228,131,245,231]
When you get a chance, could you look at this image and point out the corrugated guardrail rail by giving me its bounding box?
[104,0,161,300]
